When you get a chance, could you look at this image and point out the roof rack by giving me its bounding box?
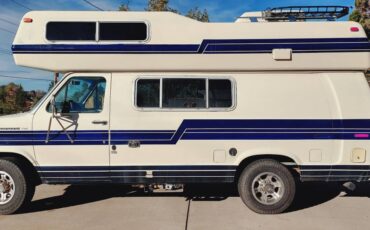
[263,6,349,22]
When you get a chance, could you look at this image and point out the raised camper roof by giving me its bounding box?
[12,10,370,73]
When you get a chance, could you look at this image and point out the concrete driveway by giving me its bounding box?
[0,183,369,230]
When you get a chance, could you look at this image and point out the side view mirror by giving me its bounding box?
[50,96,71,116]
[61,101,71,114]
[50,95,57,114]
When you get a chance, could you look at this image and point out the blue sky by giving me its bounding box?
[0,0,355,91]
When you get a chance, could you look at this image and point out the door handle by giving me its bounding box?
[92,120,108,125]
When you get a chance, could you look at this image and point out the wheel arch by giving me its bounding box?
[0,152,41,186]
[235,154,300,183]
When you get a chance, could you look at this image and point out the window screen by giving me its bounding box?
[99,22,147,41]
[46,22,96,41]
[162,79,206,108]
[209,80,232,108]
[136,79,160,108]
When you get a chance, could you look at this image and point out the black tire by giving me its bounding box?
[22,182,35,208]
[0,159,34,215]
[238,159,296,214]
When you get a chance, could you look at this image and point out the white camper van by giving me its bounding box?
[1,6,370,214]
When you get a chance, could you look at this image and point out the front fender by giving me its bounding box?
[0,146,38,166]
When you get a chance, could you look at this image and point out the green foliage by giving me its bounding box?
[355,0,369,8]
[118,2,130,11]
[0,82,46,115]
[186,7,209,22]
[48,81,54,91]
[15,85,26,108]
[119,0,210,22]
[145,0,178,13]
[349,0,370,38]
[349,9,362,22]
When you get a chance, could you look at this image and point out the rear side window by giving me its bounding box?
[162,79,206,108]
[136,79,160,108]
[46,22,96,41]
[99,23,147,41]
[209,80,232,108]
[136,78,234,110]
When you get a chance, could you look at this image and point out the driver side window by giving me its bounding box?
[49,77,106,113]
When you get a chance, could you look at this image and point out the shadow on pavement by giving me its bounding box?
[341,182,370,197]
[18,182,370,214]
[287,182,342,213]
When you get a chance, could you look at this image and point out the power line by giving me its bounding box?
[82,0,104,11]
[0,74,52,82]
[0,48,12,53]
[0,70,30,73]
[0,17,18,26]
[0,48,12,54]
[0,27,15,35]
[8,0,32,10]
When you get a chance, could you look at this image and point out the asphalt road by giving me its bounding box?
[0,182,370,230]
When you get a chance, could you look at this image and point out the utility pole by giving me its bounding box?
[54,72,59,86]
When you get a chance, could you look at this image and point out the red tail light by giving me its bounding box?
[23,18,33,23]
[350,27,360,32]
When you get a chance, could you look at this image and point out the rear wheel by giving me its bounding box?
[0,159,34,215]
[238,159,296,214]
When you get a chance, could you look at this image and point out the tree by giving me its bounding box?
[145,0,178,13]
[186,7,209,22]
[0,82,46,115]
[48,81,54,91]
[349,0,370,38]
[118,0,210,22]
[15,85,27,111]
[118,1,130,11]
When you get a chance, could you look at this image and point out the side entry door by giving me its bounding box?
[33,73,111,183]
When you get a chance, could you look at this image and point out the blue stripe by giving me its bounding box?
[300,165,370,182]
[12,38,370,54]
[36,165,237,171]
[3,119,370,145]
[36,164,370,184]
[37,165,237,184]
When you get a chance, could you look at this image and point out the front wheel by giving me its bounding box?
[238,159,296,214]
[0,159,34,215]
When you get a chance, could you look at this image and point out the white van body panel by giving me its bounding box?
[11,11,370,72]
[32,73,111,169]
[3,11,370,184]
[0,72,367,183]
[0,113,36,163]
[109,72,368,170]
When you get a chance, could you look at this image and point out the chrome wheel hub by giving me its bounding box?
[252,172,284,205]
[0,171,15,205]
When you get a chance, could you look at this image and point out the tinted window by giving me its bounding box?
[46,22,96,41]
[162,79,206,108]
[99,23,147,41]
[136,79,160,108]
[50,77,106,113]
[209,80,232,108]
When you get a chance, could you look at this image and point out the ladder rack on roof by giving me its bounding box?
[263,6,350,22]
